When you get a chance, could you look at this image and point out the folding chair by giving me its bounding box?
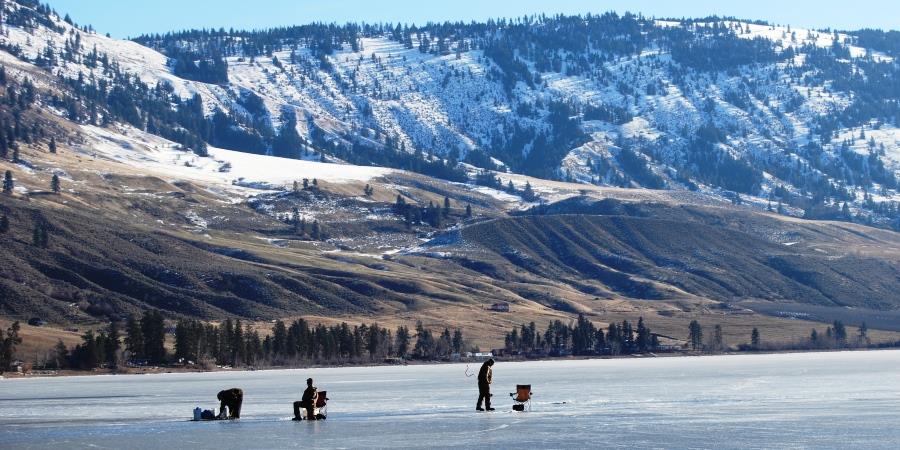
[510,385,532,411]
[314,390,328,418]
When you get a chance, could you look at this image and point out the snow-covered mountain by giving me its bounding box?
[2,0,900,228]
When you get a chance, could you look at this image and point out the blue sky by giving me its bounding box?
[47,0,899,38]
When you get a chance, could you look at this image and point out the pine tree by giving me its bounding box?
[522,181,537,202]
[141,310,166,365]
[636,317,651,352]
[395,326,410,357]
[124,314,144,360]
[72,330,101,370]
[452,329,464,353]
[272,320,287,357]
[832,321,847,346]
[54,339,69,369]
[712,324,725,352]
[465,204,472,218]
[588,325,603,352]
[105,321,121,368]
[751,328,761,349]
[291,207,301,232]
[857,322,869,346]
[432,203,442,227]
[442,196,450,217]
[1,321,22,374]
[48,137,57,154]
[272,111,304,158]
[51,174,60,194]
[32,220,48,248]
[2,170,12,194]
[688,320,703,351]
[0,215,8,233]
[311,220,321,240]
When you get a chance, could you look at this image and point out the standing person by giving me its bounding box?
[293,378,318,420]
[217,388,243,419]
[476,358,495,411]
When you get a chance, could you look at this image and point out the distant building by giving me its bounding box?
[487,302,510,312]
[473,352,494,360]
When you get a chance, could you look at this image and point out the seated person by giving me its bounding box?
[217,388,243,419]
[293,378,318,420]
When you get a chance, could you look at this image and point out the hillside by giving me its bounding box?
[439,211,900,310]
[0,0,900,353]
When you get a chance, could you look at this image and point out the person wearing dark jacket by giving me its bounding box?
[476,359,495,411]
[217,388,243,419]
[293,378,318,420]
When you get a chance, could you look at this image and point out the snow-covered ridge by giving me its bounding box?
[0,2,230,114]
[80,125,392,192]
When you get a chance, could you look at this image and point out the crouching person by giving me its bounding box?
[293,378,318,420]
[217,388,243,419]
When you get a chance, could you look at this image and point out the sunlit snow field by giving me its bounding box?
[2,351,899,449]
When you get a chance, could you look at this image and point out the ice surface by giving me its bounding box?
[2,351,899,449]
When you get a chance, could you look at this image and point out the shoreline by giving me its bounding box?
[3,346,896,380]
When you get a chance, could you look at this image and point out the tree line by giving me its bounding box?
[502,317,896,358]
[9,313,900,372]
[47,311,471,371]
[504,315,661,356]
[687,319,885,352]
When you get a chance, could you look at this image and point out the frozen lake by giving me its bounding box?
[2,351,899,449]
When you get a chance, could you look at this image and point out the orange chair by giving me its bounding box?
[510,385,532,411]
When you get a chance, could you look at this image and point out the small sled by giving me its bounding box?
[192,407,234,421]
